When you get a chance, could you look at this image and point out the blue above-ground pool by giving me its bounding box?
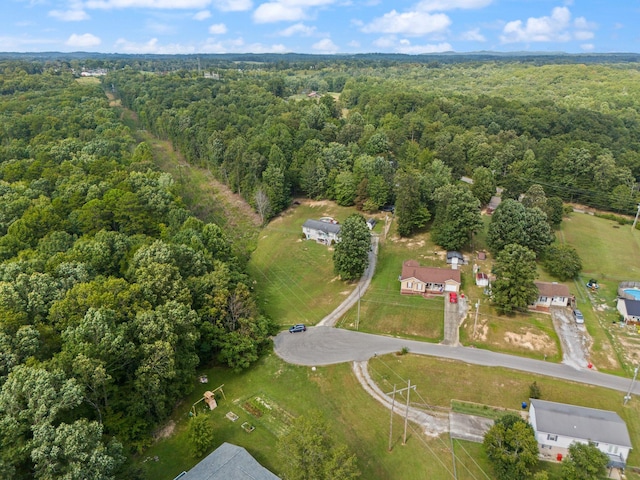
[623,288,640,300]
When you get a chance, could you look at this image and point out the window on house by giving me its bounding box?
[547,434,557,441]
[407,282,413,288]
[539,296,548,302]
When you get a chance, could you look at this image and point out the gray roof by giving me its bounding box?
[302,219,341,235]
[181,443,280,480]
[530,399,632,448]
[623,298,640,317]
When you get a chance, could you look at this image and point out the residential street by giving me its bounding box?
[274,326,640,395]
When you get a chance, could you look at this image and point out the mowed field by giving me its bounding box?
[248,200,375,327]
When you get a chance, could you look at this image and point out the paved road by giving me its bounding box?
[274,327,640,395]
[317,235,379,327]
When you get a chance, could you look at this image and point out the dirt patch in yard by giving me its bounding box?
[153,420,176,440]
[504,331,551,351]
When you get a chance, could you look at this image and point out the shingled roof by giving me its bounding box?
[535,281,570,298]
[400,260,461,284]
[181,443,280,480]
[302,219,341,235]
[531,399,632,448]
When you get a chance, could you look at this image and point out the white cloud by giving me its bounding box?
[277,23,316,36]
[146,20,175,34]
[500,6,574,43]
[0,35,57,51]
[347,40,360,48]
[193,10,211,20]
[114,37,197,53]
[253,0,335,23]
[312,38,338,53]
[85,0,211,9]
[416,0,492,12]
[363,10,451,36]
[581,43,594,51]
[254,3,305,23]
[460,28,485,42]
[49,9,90,21]
[373,35,451,53]
[201,37,287,53]
[66,33,101,48]
[574,30,593,41]
[212,0,253,11]
[208,23,227,34]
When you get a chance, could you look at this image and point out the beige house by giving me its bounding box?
[532,281,571,311]
[400,260,461,296]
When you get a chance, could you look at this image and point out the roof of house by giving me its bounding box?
[446,251,464,260]
[487,196,502,210]
[622,298,640,317]
[476,273,488,280]
[400,260,461,284]
[535,281,570,298]
[302,219,341,235]
[181,443,280,480]
[530,399,632,448]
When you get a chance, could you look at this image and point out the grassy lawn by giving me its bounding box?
[140,353,471,480]
[248,201,375,327]
[368,353,640,472]
[559,212,640,374]
[337,230,446,341]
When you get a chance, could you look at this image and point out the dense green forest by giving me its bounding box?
[2,55,640,478]
[110,59,640,241]
[0,63,275,479]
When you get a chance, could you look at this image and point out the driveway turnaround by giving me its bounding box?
[273,327,640,395]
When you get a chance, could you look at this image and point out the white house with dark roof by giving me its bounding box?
[532,281,571,311]
[399,260,461,296]
[179,442,280,480]
[529,399,632,468]
[302,219,341,245]
[616,297,640,324]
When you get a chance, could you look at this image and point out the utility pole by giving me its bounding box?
[472,301,480,338]
[356,284,361,330]
[388,385,396,452]
[386,381,416,447]
[403,379,411,445]
[633,204,640,229]
[624,365,639,405]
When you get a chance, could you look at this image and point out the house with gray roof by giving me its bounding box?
[616,297,640,324]
[178,442,280,480]
[302,219,341,245]
[529,399,632,468]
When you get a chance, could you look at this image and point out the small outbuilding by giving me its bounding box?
[366,218,377,230]
[475,273,489,287]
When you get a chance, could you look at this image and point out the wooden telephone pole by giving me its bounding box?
[386,379,416,449]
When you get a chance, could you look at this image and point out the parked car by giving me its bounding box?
[289,324,307,333]
[573,309,584,324]
[449,292,458,303]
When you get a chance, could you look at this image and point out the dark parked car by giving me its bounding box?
[289,324,307,333]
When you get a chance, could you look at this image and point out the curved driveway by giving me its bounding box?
[274,327,640,395]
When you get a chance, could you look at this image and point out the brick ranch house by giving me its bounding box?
[531,281,571,311]
[399,260,461,296]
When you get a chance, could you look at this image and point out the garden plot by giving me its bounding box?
[239,394,295,437]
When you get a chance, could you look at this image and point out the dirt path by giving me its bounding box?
[106,89,261,250]
[550,307,592,369]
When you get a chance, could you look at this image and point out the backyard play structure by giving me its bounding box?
[191,384,226,416]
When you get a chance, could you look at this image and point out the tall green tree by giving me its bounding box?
[431,184,483,251]
[492,244,539,314]
[561,442,609,480]
[188,415,215,458]
[394,169,430,237]
[277,412,360,480]
[483,414,539,480]
[471,166,496,206]
[333,214,370,281]
[542,244,582,281]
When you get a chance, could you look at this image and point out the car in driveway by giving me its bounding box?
[289,324,307,333]
[573,309,584,324]
[449,292,458,303]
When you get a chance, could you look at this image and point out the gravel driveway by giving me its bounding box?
[550,307,592,369]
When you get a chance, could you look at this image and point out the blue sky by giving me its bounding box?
[2,0,638,54]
